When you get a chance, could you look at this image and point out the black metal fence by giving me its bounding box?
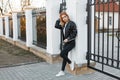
[9,17,13,38]
[3,18,5,35]
[18,15,26,42]
[87,0,120,79]
[32,11,46,49]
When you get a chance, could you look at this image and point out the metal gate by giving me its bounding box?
[87,0,120,79]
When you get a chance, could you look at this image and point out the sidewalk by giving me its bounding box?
[0,62,117,80]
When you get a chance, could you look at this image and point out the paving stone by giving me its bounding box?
[0,62,118,80]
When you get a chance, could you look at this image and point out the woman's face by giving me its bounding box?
[61,14,69,23]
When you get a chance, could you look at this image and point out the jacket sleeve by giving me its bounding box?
[67,21,77,41]
[55,19,62,29]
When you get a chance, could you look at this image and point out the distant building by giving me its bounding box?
[95,0,119,32]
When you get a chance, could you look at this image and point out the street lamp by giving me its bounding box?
[59,0,66,13]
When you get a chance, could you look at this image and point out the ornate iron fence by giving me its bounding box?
[87,0,120,79]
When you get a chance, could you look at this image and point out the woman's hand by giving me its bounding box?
[60,18,64,27]
[63,39,68,43]
[60,22,64,27]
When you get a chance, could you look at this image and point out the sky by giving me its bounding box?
[0,0,46,13]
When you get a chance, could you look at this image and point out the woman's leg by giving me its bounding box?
[60,41,75,64]
[60,49,71,64]
[56,41,75,76]
[61,59,67,71]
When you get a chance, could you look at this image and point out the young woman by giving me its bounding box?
[55,12,77,77]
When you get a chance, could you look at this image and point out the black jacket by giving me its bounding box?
[55,19,77,42]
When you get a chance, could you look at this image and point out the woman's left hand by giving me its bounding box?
[63,39,68,43]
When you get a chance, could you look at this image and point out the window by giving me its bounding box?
[109,16,112,25]
[100,0,109,3]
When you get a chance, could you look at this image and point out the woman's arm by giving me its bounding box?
[55,19,62,29]
[67,21,77,41]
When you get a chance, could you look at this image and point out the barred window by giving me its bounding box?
[109,16,112,25]
[100,0,109,3]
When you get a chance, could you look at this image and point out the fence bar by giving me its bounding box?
[94,0,96,61]
[111,0,115,67]
[106,0,110,65]
[97,0,100,62]
[117,0,120,68]
[102,0,105,71]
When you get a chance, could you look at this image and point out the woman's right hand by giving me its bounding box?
[60,22,64,27]
[60,18,64,27]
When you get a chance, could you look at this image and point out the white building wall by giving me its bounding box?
[46,0,89,64]
[96,12,119,30]
[46,0,61,55]
[66,0,88,64]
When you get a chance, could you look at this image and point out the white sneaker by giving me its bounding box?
[56,71,65,77]
[69,61,74,71]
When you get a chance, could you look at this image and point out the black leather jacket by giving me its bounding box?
[55,19,77,42]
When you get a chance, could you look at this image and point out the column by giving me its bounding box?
[5,16,9,38]
[66,0,89,64]
[25,9,33,47]
[0,17,3,36]
[12,12,19,41]
[46,0,61,55]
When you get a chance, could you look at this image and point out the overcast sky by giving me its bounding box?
[0,0,46,12]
